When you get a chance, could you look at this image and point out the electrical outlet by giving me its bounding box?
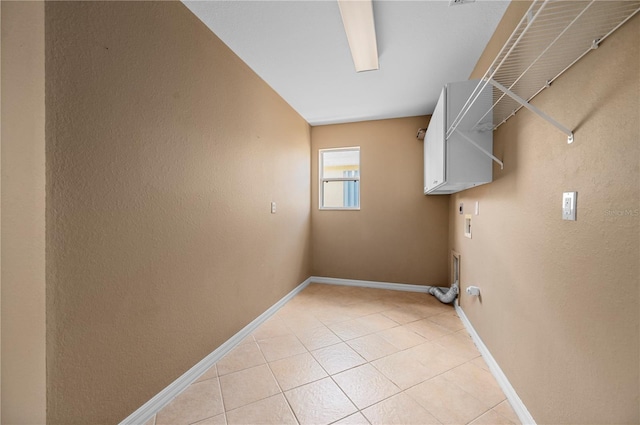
[562,192,576,221]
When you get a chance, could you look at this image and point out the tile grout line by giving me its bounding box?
[313,308,489,422]
[213,364,229,424]
[284,307,368,424]
[309,301,420,424]
[465,401,515,425]
[326,372,361,423]
[215,365,229,425]
[168,284,517,425]
[348,319,500,424]
[254,330,302,425]
[269,291,472,424]
[318,288,510,424]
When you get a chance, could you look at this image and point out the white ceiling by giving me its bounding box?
[183,0,510,126]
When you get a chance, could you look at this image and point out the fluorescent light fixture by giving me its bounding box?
[337,0,379,72]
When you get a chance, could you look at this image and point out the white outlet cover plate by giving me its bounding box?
[562,192,576,221]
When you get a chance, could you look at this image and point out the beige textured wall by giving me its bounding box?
[311,117,450,286]
[451,4,639,423]
[45,2,311,423]
[1,2,47,423]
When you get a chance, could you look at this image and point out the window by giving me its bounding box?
[319,147,360,210]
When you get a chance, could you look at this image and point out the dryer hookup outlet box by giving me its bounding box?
[464,215,472,239]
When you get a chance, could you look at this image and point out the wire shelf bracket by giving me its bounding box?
[454,129,504,170]
[488,78,574,144]
[446,0,640,149]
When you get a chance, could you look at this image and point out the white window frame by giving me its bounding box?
[319,146,360,211]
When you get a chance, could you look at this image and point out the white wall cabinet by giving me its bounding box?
[424,80,493,195]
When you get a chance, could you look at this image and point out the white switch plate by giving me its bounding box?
[271,202,276,214]
[475,201,479,215]
[562,192,576,221]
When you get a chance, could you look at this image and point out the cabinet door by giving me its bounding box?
[424,87,446,193]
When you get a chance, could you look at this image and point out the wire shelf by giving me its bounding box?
[447,0,640,144]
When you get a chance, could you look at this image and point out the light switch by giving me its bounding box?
[475,201,479,215]
[562,192,576,221]
[271,202,277,214]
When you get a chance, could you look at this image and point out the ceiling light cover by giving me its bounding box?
[337,0,379,72]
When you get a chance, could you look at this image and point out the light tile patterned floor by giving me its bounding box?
[152,283,521,425]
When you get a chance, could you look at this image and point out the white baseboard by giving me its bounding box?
[310,276,433,293]
[119,277,312,425]
[455,304,536,425]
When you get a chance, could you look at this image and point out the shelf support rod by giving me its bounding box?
[488,78,574,144]
[453,129,504,170]
[446,0,549,140]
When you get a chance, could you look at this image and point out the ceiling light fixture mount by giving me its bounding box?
[337,0,379,72]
